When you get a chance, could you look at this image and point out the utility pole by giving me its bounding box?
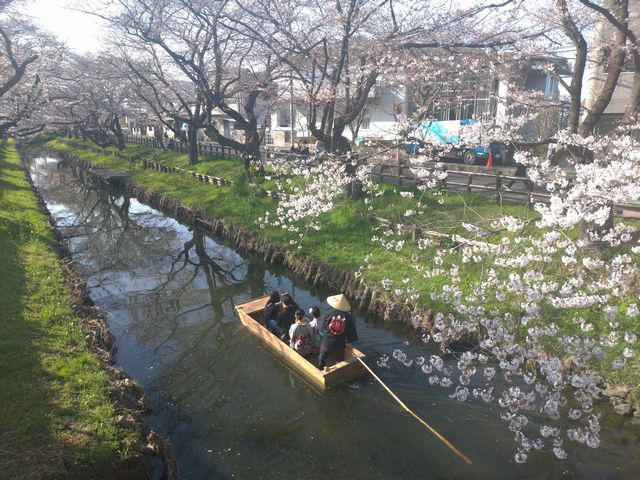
[290,71,295,147]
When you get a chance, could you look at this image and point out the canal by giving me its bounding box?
[28,153,640,479]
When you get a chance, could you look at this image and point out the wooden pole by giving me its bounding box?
[355,356,473,465]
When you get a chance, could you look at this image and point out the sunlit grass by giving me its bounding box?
[48,138,534,317]
[48,137,640,397]
[0,142,139,478]
[58,136,244,179]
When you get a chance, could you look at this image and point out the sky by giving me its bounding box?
[21,0,485,55]
[22,0,104,53]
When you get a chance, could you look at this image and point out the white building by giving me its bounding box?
[583,0,640,134]
[266,59,562,148]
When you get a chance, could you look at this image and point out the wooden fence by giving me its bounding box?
[371,163,640,217]
[62,136,640,219]
[373,163,547,205]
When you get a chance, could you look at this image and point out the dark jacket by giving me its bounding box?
[319,307,358,350]
[263,301,279,324]
[276,303,298,332]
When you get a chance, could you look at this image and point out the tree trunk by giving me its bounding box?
[331,133,351,154]
[342,155,363,199]
[111,115,126,150]
[245,128,261,161]
[557,0,588,134]
[308,125,352,155]
[187,127,198,165]
[579,0,627,136]
[243,128,263,173]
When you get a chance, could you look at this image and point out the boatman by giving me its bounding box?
[318,294,358,370]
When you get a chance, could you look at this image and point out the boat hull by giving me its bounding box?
[235,295,365,391]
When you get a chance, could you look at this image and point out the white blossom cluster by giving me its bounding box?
[379,216,636,463]
[529,129,640,229]
[259,120,640,464]
[257,157,380,247]
[383,215,640,463]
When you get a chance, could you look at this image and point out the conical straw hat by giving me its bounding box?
[327,294,351,312]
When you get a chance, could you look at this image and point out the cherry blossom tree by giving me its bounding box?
[258,0,640,464]
[47,53,132,150]
[0,1,63,138]
[241,0,547,154]
[114,48,206,163]
[95,0,288,168]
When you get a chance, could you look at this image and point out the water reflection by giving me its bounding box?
[28,154,640,479]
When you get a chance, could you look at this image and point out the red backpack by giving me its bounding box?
[293,334,311,350]
[327,315,346,336]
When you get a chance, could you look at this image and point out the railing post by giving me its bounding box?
[440,166,448,188]
[467,174,473,193]
[495,171,502,204]
[527,180,533,205]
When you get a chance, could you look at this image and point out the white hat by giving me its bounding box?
[327,294,351,312]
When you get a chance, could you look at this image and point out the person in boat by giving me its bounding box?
[273,292,298,341]
[308,305,324,349]
[263,291,280,329]
[318,294,358,370]
[289,309,314,356]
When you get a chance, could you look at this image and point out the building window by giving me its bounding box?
[279,109,291,127]
[461,101,474,120]
[361,116,370,130]
[474,98,492,117]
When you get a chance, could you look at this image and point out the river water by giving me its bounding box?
[27,153,640,479]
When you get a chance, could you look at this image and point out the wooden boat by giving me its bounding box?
[235,295,365,391]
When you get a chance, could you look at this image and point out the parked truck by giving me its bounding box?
[409,119,512,166]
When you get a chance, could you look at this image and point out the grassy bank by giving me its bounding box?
[60,137,244,179]
[48,138,536,306]
[0,143,141,479]
[47,138,640,400]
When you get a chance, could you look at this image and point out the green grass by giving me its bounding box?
[48,137,539,317]
[0,142,139,479]
[48,137,640,398]
[60,136,244,179]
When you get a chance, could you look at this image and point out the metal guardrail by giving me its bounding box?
[125,135,241,159]
[125,135,312,163]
